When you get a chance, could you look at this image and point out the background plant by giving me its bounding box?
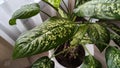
[9,0,120,68]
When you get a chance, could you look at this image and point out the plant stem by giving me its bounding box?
[50,46,74,59]
[72,15,77,21]
[62,0,69,13]
[40,10,51,17]
[60,5,68,14]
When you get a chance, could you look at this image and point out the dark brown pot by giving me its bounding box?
[54,41,85,68]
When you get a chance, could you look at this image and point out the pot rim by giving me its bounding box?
[49,44,94,68]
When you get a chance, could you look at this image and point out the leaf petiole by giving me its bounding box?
[40,10,51,17]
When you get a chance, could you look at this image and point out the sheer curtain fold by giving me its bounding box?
[0,0,42,45]
[0,0,68,45]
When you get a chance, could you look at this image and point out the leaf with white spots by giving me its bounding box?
[12,17,77,59]
[111,33,120,47]
[70,24,91,45]
[43,0,61,10]
[81,55,102,68]
[105,46,120,68]
[106,23,120,35]
[74,0,120,20]
[32,56,54,68]
[87,23,110,52]
[75,0,91,8]
[101,22,120,47]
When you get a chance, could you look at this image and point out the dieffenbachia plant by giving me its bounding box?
[9,0,120,68]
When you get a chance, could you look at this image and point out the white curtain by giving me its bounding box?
[0,0,69,45]
[0,0,43,45]
[0,0,71,68]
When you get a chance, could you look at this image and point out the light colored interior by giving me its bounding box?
[0,0,120,68]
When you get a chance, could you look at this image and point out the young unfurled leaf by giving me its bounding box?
[12,17,77,59]
[87,23,110,52]
[9,3,40,25]
[105,46,120,68]
[43,0,61,10]
[81,55,102,68]
[71,24,91,45]
[74,0,120,20]
[110,33,120,47]
[31,56,54,68]
[58,8,68,18]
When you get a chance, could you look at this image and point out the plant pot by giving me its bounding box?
[49,44,94,68]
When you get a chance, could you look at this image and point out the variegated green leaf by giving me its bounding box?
[71,24,91,45]
[87,23,110,52]
[101,22,120,47]
[75,0,91,8]
[106,23,120,35]
[92,0,120,2]
[92,0,120,3]
[43,0,61,10]
[110,33,120,47]
[74,0,120,20]
[58,8,68,18]
[9,3,40,25]
[31,56,54,68]
[105,46,120,68]
[81,55,102,68]
[107,23,120,46]
[13,17,77,59]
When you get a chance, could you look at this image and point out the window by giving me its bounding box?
[0,0,4,5]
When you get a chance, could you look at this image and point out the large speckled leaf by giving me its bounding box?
[105,46,120,68]
[110,33,120,47]
[9,3,40,25]
[31,56,54,68]
[43,0,61,10]
[81,55,102,68]
[13,17,77,59]
[87,23,110,52]
[75,0,91,8]
[92,0,120,2]
[102,22,120,47]
[74,0,120,20]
